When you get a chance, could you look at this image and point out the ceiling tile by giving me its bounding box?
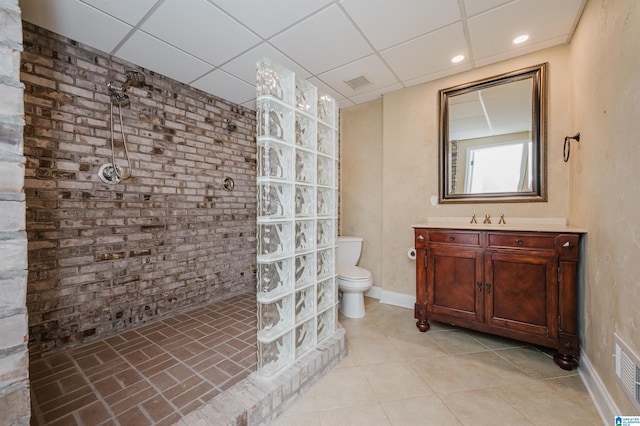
[381,23,468,82]
[210,0,333,38]
[140,0,261,66]
[114,31,213,84]
[80,0,159,25]
[317,54,398,98]
[221,43,311,86]
[463,0,512,17]
[20,0,133,53]
[468,0,584,62]
[270,5,373,75]
[190,70,256,106]
[340,0,460,50]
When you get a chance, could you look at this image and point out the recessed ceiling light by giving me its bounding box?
[513,34,529,44]
[451,55,465,63]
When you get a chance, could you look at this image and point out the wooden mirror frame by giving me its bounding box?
[439,63,547,203]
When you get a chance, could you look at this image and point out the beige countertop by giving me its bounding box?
[413,217,587,233]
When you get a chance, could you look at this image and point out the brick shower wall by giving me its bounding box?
[21,22,257,359]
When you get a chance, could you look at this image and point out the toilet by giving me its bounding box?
[337,236,373,318]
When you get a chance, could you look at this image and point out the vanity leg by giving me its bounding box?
[414,303,430,332]
[553,353,579,371]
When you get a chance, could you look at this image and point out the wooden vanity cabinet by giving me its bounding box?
[414,227,582,370]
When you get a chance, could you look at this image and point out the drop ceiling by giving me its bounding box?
[19,0,586,110]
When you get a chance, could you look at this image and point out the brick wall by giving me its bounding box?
[0,1,30,424]
[21,22,257,359]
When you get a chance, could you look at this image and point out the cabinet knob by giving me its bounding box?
[477,282,483,292]
[416,234,424,242]
[485,283,492,293]
[449,236,455,241]
[516,239,523,245]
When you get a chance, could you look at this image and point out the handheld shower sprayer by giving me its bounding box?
[99,70,146,185]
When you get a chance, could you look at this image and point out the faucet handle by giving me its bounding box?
[483,214,491,224]
[498,214,506,225]
[470,214,477,224]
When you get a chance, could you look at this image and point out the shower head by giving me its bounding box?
[110,92,130,106]
[107,70,146,97]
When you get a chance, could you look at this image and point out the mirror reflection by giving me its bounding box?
[440,63,547,203]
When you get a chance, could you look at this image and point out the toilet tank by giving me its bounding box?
[337,236,363,267]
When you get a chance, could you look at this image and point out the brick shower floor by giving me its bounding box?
[29,293,257,425]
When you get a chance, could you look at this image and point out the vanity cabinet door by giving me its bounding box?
[484,251,558,338]
[427,247,484,323]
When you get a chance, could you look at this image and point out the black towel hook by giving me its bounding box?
[563,132,580,162]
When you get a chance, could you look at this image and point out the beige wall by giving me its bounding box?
[340,0,640,415]
[340,99,383,288]
[568,0,640,414]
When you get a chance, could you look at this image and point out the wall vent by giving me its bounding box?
[344,75,372,90]
[614,333,640,410]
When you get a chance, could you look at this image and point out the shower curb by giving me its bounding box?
[175,325,347,426]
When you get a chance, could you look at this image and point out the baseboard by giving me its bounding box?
[365,286,415,310]
[579,350,618,425]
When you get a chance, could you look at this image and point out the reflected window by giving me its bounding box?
[465,140,531,193]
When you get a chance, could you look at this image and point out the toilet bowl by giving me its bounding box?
[337,236,373,318]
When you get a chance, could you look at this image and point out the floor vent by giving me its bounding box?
[344,75,372,90]
[614,333,640,410]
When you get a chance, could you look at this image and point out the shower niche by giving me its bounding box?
[256,59,339,378]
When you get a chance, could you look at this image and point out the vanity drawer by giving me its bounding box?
[487,233,555,250]
[428,231,481,246]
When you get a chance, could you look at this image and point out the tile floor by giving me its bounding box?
[29,293,257,426]
[273,297,603,426]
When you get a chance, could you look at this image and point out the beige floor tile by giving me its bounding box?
[492,378,601,425]
[311,365,379,411]
[494,346,577,379]
[318,403,392,426]
[463,329,529,350]
[382,395,462,425]
[412,351,532,394]
[428,329,491,354]
[439,389,534,425]
[270,412,322,426]
[362,361,434,402]
[346,336,404,366]
[386,332,449,362]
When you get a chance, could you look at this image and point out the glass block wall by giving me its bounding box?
[256,59,338,378]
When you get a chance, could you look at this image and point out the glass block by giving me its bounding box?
[295,184,315,217]
[258,295,292,338]
[317,187,334,216]
[317,248,334,280]
[295,220,315,254]
[257,258,293,301]
[317,278,334,312]
[317,306,336,343]
[258,182,292,219]
[258,332,293,378]
[295,149,316,184]
[295,286,315,323]
[295,253,315,288]
[258,221,293,260]
[317,123,333,156]
[317,154,333,187]
[257,140,293,181]
[317,219,334,248]
[295,112,316,150]
[257,98,293,143]
[257,58,294,103]
[318,92,336,126]
[295,318,315,358]
[295,78,316,115]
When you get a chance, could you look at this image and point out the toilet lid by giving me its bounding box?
[337,265,372,281]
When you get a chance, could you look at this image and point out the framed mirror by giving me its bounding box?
[439,63,547,203]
